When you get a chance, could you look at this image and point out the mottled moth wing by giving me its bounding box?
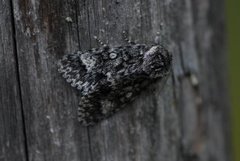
[58,44,172,126]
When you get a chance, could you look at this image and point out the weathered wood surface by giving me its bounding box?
[1,0,231,161]
[0,1,27,161]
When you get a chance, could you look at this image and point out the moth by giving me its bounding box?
[58,43,172,126]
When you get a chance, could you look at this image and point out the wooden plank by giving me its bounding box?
[11,0,91,161]
[0,0,27,161]
[171,0,231,160]
[191,0,232,160]
[74,0,231,161]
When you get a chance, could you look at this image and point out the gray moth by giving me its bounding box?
[58,43,172,126]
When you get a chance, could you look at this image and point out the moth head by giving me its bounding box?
[142,45,172,78]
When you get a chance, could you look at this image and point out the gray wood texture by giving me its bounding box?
[0,0,27,161]
[1,0,231,161]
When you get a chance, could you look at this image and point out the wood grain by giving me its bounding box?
[0,0,27,161]
[0,0,231,161]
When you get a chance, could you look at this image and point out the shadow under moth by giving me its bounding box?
[58,43,172,126]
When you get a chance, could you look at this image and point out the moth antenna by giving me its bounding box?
[122,31,135,45]
[93,36,107,47]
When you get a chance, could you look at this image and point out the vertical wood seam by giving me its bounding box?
[87,128,94,161]
[9,1,30,161]
[74,0,81,50]
[170,69,182,161]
